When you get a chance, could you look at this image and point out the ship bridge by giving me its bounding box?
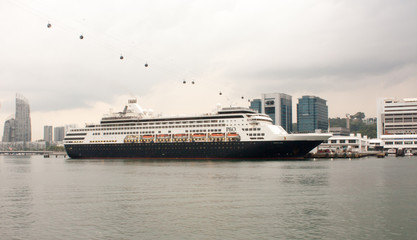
[217,107,257,115]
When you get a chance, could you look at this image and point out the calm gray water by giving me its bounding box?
[1,155,416,240]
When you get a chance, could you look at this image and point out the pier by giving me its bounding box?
[0,150,67,158]
[306,151,385,159]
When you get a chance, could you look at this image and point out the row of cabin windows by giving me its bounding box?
[329,140,357,144]
[243,128,261,131]
[385,141,417,145]
[89,118,245,129]
[104,132,138,135]
[385,113,417,117]
[247,133,265,136]
[72,117,260,133]
[99,129,224,136]
[72,123,227,132]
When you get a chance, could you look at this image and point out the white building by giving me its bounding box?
[318,133,369,153]
[377,98,417,152]
[260,93,293,132]
[379,135,417,151]
[377,98,417,136]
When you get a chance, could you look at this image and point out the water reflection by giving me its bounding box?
[1,180,34,239]
[1,156,417,239]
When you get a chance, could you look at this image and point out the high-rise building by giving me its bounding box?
[44,125,53,143]
[249,93,292,132]
[2,117,16,142]
[377,98,417,137]
[54,127,65,142]
[377,98,417,151]
[14,94,31,142]
[262,93,292,132]
[249,99,262,113]
[2,94,31,142]
[297,95,328,133]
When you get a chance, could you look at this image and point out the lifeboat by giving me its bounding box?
[227,133,239,138]
[173,133,188,139]
[141,135,154,139]
[192,133,206,138]
[157,134,171,139]
[210,133,225,138]
[124,135,140,143]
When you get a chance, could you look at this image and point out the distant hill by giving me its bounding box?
[329,112,376,138]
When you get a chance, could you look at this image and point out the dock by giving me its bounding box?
[306,151,385,159]
[0,150,67,158]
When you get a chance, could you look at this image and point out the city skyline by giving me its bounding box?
[2,94,31,142]
[2,93,381,141]
[1,0,417,140]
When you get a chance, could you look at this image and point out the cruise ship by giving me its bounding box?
[64,99,331,159]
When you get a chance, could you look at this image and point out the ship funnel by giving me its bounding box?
[125,98,144,116]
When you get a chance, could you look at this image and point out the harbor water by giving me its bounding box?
[1,155,416,240]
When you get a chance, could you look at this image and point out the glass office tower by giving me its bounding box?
[249,99,262,113]
[297,95,328,133]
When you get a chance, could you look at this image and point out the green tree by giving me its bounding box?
[329,117,347,128]
[352,112,365,121]
[329,115,377,138]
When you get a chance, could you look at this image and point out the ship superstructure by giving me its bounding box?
[64,99,330,159]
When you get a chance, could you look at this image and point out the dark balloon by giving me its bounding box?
[120,55,124,60]
[219,92,222,95]
[183,81,186,84]
[144,63,148,67]
[192,81,195,84]
[79,35,84,39]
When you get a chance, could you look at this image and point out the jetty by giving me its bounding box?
[306,151,385,159]
[0,150,67,158]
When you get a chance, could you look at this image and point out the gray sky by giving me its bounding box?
[1,0,417,140]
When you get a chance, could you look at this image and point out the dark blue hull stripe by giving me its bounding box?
[65,140,323,160]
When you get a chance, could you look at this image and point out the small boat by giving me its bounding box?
[405,149,413,156]
[387,148,397,157]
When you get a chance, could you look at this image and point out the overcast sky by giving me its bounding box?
[1,0,417,140]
